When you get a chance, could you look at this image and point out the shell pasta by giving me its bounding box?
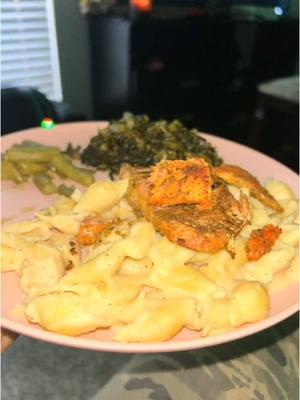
[1,177,299,343]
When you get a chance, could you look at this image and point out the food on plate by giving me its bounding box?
[213,165,284,213]
[1,158,299,343]
[1,140,95,195]
[246,224,282,261]
[2,114,222,196]
[80,113,222,176]
[147,158,213,207]
[120,159,282,254]
[76,216,116,246]
[33,172,58,195]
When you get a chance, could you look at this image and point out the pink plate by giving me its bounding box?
[1,122,299,353]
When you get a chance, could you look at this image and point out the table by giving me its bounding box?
[247,75,299,172]
[2,313,298,400]
[258,76,299,105]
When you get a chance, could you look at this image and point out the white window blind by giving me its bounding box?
[1,0,62,101]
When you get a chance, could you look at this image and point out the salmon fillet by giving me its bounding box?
[76,216,107,246]
[148,158,212,209]
[213,165,283,213]
[246,224,282,261]
[121,164,250,254]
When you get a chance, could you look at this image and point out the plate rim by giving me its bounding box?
[1,300,298,353]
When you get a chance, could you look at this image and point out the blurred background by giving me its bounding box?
[1,0,299,170]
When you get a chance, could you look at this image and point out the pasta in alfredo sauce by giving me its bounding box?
[1,170,299,343]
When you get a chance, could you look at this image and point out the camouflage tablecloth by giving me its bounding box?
[2,313,299,400]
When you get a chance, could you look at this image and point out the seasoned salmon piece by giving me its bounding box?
[151,184,250,254]
[120,165,150,218]
[124,164,251,254]
[246,224,282,261]
[76,216,107,246]
[213,165,283,213]
[148,159,212,209]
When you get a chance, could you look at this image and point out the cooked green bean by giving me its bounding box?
[5,147,60,163]
[51,154,94,187]
[2,140,95,195]
[13,140,54,149]
[17,161,49,176]
[57,184,75,197]
[32,173,57,195]
[1,159,25,183]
